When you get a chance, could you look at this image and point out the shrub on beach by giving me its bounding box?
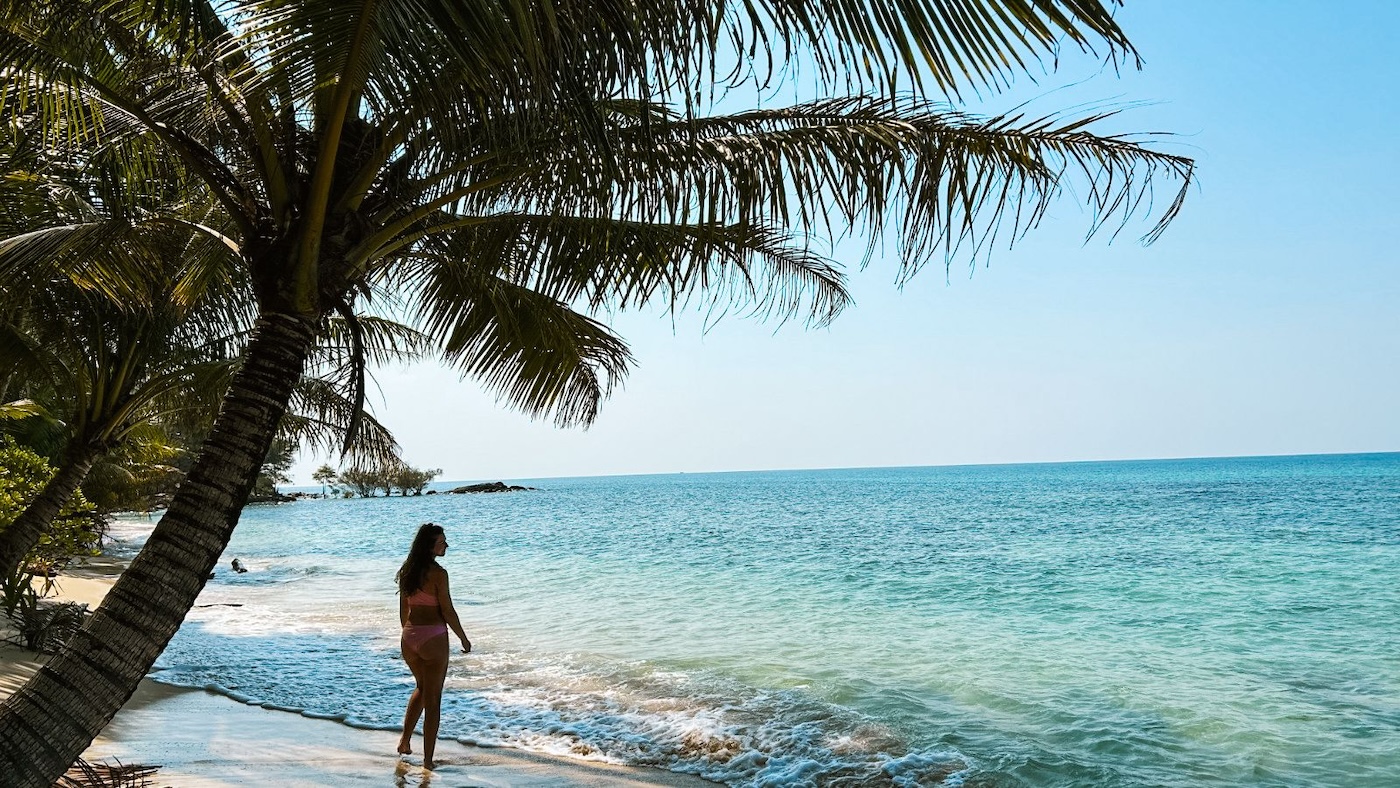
[0,438,104,572]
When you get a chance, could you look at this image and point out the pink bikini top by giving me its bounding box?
[406,588,437,606]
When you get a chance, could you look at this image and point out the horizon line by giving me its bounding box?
[290,448,1400,488]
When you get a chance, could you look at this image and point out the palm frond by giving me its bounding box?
[399,258,635,428]
[314,315,435,369]
[120,360,238,437]
[235,0,1139,117]
[396,214,851,328]
[0,399,55,422]
[438,97,1193,282]
[281,374,401,470]
[0,3,257,231]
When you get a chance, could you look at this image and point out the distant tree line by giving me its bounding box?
[312,463,442,497]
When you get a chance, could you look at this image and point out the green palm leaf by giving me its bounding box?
[398,214,850,328]
[281,374,401,470]
[403,97,1192,285]
[0,399,54,422]
[400,257,635,428]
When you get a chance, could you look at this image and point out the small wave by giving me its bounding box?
[429,652,969,785]
[342,717,400,732]
[300,710,348,722]
[151,627,969,786]
[152,675,400,732]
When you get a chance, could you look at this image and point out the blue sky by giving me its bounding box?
[294,1,1399,483]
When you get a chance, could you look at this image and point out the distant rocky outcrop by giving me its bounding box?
[446,481,536,494]
[246,491,296,504]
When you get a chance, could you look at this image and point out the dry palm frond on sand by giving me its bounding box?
[53,759,161,788]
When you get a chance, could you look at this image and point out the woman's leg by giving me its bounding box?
[397,687,422,754]
[399,639,426,755]
[417,633,450,768]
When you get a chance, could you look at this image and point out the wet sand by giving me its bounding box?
[1,568,714,787]
[83,680,715,787]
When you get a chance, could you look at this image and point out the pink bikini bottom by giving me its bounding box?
[401,623,448,657]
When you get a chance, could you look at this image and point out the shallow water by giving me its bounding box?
[115,453,1400,786]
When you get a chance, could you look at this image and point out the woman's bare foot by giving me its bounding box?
[396,738,412,756]
[422,759,436,771]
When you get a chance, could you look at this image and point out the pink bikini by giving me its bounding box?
[402,588,448,655]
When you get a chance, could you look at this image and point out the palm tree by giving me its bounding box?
[0,137,251,577]
[0,280,422,574]
[0,133,407,576]
[0,270,442,567]
[0,1,1193,783]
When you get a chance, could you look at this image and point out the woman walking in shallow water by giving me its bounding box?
[396,523,472,769]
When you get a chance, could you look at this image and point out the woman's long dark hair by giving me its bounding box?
[396,523,443,596]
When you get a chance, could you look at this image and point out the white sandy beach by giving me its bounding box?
[0,567,713,787]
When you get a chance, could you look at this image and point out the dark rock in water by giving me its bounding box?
[447,481,537,494]
[231,558,248,574]
[425,490,438,495]
[448,481,508,493]
[246,491,296,504]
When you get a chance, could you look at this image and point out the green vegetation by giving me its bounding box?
[312,464,338,497]
[0,439,98,657]
[250,439,296,502]
[333,464,441,497]
[0,438,101,573]
[0,133,410,572]
[1,570,86,654]
[389,466,443,496]
[0,0,1195,782]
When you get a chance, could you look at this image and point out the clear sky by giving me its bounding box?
[293,1,1399,484]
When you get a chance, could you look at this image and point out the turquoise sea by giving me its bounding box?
[114,453,1400,786]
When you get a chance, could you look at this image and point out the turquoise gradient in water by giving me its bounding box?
[127,453,1399,786]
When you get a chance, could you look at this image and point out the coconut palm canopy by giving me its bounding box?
[0,127,415,577]
[0,1,1192,784]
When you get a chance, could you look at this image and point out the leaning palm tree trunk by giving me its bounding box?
[0,312,315,787]
[0,444,100,578]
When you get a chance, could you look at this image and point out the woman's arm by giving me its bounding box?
[434,568,473,653]
[398,590,408,627]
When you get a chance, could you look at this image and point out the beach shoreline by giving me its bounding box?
[0,563,715,787]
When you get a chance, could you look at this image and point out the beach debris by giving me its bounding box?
[1,580,87,654]
[55,757,160,787]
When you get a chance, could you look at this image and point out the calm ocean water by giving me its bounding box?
[111,453,1400,786]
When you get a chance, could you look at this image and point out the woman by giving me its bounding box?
[396,522,472,769]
